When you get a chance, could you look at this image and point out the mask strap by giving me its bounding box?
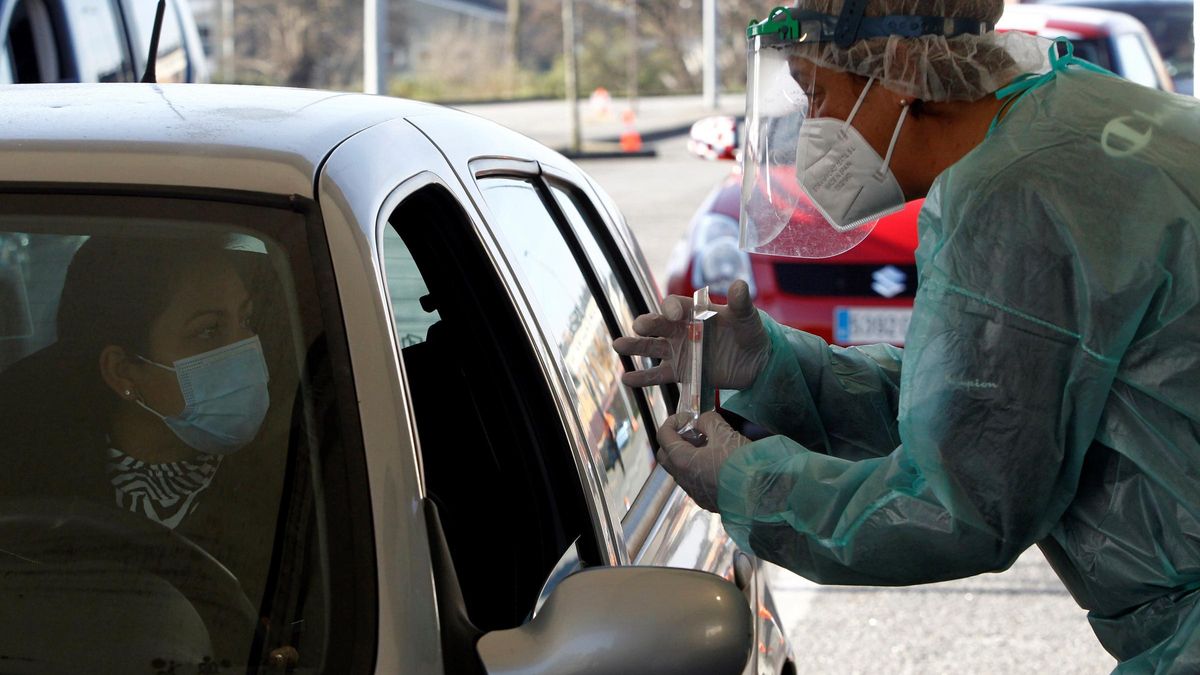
[133,396,168,421]
[137,354,176,372]
[131,354,175,420]
[877,102,910,178]
[842,76,876,130]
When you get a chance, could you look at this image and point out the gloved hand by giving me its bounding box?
[657,411,751,513]
[614,279,768,390]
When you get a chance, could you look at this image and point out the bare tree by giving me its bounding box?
[234,0,368,90]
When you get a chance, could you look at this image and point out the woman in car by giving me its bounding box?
[0,235,268,530]
[616,0,1200,671]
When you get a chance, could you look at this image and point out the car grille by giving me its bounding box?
[773,263,919,298]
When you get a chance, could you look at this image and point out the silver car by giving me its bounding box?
[0,84,794,674]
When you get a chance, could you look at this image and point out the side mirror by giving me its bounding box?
[477,567,752,675]
[687,116,739,162]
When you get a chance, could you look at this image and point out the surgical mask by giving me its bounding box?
[796,77,909,232]
[136,335,270,455]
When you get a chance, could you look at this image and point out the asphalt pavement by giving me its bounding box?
[462,95,1119,674]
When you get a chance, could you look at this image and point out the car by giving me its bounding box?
[669,3,1175,348]
[0,0,208,84]
[1028,0,1194,94]
[1007,3,1176,91]
[0,83,794,674]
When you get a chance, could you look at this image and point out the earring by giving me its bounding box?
[123,390,132,398]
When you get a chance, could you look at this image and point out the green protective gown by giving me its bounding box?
[719,60,1200,672]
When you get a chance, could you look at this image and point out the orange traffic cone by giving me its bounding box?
[620,109,643,153]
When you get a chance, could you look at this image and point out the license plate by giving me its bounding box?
[834,307,912,345]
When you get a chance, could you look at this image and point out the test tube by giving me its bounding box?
[678,286,717,445]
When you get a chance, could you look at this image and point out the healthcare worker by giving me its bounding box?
[613,1,1200,671]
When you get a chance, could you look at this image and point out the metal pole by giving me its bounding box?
[1194,0,1198,97]
[218,0,234,82]
[507,0,521,68]
[364,0,388,94]
[563,0,582,153]
[702,0,718,108]
[627,0,638,112]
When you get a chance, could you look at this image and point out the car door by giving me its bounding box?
[320,117,623,672]
[407,108,782,671]
[472,161,786,673]
[559,168,793,675]
[328,111,772,672]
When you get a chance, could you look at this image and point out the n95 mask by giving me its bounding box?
[796,77,909,233]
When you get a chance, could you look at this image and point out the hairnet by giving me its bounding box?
[788,0,1049,101]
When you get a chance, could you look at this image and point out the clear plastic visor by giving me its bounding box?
[739,44,879,259]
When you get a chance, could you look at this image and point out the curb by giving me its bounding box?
[559,116,743,160]
[555,121,696,160]
[557,146,659,160]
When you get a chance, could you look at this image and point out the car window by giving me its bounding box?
[123,0,189,82]
[0,193,373,673]
[480,176,656,522]
[1062,38,1111,72]
[380,226,440,346]
[63,0,135,82]
[379,183,601,632]
[1114,33,1162,89]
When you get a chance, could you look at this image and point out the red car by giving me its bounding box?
[668,4,1173,347]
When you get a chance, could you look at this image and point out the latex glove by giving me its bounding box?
[656,411,751,513]
[614,279,768,390]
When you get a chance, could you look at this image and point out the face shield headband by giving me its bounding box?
[738,5,994,259]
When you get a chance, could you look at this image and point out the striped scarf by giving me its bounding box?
[106,447,222,530]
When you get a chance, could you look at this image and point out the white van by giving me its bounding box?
[0,0,207,83]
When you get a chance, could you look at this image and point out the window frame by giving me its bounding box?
[0,181,379,673]
[470,160,669,561]
[535,171,680,556]
[374,172,607,632]
[3,0,64,83]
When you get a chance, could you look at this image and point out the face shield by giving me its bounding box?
[740,42,881,258]
[740,6,998,259]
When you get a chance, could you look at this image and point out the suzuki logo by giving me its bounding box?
[872,265,907,298]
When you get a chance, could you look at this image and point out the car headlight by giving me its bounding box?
[690,213,756,298]
[693,212,740,244]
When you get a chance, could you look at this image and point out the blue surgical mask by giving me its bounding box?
[135,335,271,455]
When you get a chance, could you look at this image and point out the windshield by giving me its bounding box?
[0,191,370,673]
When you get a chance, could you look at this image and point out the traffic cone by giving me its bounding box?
[589,87,613,120]
[620,108,643,153]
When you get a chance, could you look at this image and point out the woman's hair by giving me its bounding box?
[55,236,231,414]
[57,236,229,353]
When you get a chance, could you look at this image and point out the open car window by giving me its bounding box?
[378,183,601,633]
[0,192,373,673]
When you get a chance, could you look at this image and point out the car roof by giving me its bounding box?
[0,84,452,197]
[998,4,1149,39]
